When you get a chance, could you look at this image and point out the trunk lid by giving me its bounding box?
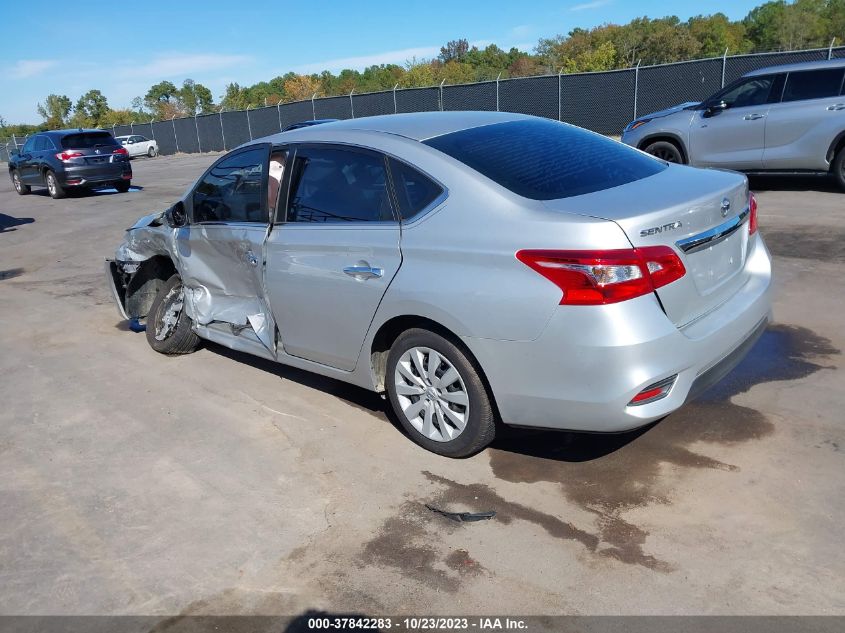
[542,165,751,327]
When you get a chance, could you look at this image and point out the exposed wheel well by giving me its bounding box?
[368,315,496,411]
[638,135,688,164]
[124,255,177,318]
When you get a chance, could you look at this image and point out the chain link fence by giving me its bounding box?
[2,44,843,163]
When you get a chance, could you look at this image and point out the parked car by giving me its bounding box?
[9,129,132,198]
[622,59,845,191]
[281,119,338,132]
[106,112,772,457]
[115,134,158,158]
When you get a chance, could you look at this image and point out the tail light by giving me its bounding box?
[56,151,84,162]
[748,192,758,235]
[516,246,686,305]
[113,147,129,156]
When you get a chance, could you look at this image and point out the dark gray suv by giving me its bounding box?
[9,129,132,199]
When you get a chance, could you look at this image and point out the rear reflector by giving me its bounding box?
[748,192,758,235]
[629,375,677,406]
[516,246,686,305]
[65,179,82,185]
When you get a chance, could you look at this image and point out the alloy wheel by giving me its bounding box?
[12,172,21,193]
[47,174,56,196]
[394,346,469,442]
[652,147,679,162]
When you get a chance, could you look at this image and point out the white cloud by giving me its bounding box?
[292,46,441,74]
[124,53,252,79]
[9,59,58,79]
[509,25,533,38]
[570,0,610,11]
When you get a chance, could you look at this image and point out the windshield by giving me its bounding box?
[423,118,666,200]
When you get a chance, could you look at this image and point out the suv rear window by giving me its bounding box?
[61,132,119,149]
[423,119,666,200]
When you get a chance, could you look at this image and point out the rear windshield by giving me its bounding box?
[423,119,666,200]
[61,132,119,149]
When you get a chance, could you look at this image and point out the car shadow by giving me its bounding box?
[748,173,840,193]
[0,214,35,233]
[27,186,144,197]
[204,340,652,457]
[206,342,392,419]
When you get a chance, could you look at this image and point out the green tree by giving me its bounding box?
[179,79,214,115]
[144,81,180,118]
[72,89,110,127]
[37,94,72,129]
[439,39,470,63]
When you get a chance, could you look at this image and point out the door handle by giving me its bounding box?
[343,265,383,280]
[245,250,259,266]
[743,113,765,120]
[827,104,845,111]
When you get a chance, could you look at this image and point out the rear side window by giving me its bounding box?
[61,132,119,149]
[423,118,666,200]
[389,158,443,220]
[782,69,845,102]
[286,147,394,223]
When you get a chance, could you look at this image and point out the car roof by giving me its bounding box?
[36,128,114,138]
[260,111,532,144]
[744,57,845,77]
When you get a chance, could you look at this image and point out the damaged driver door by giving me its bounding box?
[175,144,280,352]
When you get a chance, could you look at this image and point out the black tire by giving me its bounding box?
[147,146,157,158]
[386,328,496,457]
[11,170,30,195]
[115,180,131,193]
[45,170,66,199]
[643,140,685,164]
[833,147,845,192]
[145,274,201,355]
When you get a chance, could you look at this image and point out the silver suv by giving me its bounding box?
[622,59,845,191]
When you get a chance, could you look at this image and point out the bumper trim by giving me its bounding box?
[104,259,129,320]
[685,316,768,403]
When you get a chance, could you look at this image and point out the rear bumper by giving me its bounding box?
[58,162,131,186]
[464,234,773,432]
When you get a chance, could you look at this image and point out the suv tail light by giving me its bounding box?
[516,246,686,305]
[748,192,758,235]
[56,151,84,162]
[113,147,129,156]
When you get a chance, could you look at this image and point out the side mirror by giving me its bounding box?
[127,140,134,144]
[164,201,187,228]
[704,100,727,118]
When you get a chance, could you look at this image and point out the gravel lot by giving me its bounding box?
[0,154,843,618]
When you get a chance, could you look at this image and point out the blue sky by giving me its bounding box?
[1,0,764,124]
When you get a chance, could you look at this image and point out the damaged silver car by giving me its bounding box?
[107,112,772,457]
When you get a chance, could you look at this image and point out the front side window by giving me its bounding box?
[286,146,393,223]
[423,118,666,201]
[718,77,776,109]
[193,146,267,223]
[389,158,443,221]
[34,137,50,151]
[22,137,36,153]
[136,136,148,142]
[782,69,845,102]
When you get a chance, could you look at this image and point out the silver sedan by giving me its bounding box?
[106,112,772,457]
